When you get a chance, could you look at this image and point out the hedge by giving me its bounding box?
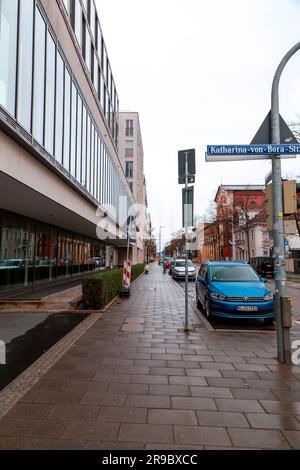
[82,263,145,309]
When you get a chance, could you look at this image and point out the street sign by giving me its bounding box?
[207,144,300,157]
[178,149,196,184]
[251,111,298,145]
[182,186,194,227]
[206,144,299,161]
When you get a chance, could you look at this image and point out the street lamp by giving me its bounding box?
[159,226,164,264]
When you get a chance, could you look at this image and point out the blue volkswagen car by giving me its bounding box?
[196,261,274,322]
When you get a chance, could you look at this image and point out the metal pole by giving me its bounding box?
[184,152,189,331]
[159,226,162,264]
[271,42,300,364]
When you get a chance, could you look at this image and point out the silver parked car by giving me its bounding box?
[172,259,196,281]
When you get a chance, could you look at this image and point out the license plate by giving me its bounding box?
[237,306,258,312]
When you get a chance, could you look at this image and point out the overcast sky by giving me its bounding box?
[97,0,300,247]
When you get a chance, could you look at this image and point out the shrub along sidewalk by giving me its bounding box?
[82,263,144,309]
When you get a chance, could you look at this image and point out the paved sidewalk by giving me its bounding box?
[0,264,300,450]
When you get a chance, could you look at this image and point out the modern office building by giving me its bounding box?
[0,0,139,296]
[118,112,150,264]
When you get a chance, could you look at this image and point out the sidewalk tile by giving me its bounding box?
[169,376,207,386]
[125,395,170,409]
[80,393,126,407]
[171,397,217,411]
[230,388,277,400]
[148,409,198,425]
[97,407,147,423]
[62,421,119,441]
[246,413,300,430]
[130,375,168,385]
[118,424,173,444]
[282,431,300,449]
[149,385,190,396]
[228,428,290,449]
[174,426,231,446]
[190,386,233,399]
[215,398,265,413]
[196,410,249,428]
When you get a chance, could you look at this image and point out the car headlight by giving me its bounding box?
[210,293,226,301]
[264,293,274,301]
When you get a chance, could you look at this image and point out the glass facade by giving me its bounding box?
[17,0,34,132]
[0,1,131,222]
[0,210,108,293]
[0,0,18,117]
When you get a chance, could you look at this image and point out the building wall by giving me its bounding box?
[0,0,146,293]
[119,112,148,260]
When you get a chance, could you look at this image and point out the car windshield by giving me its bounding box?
[175,260,194,268]
[210,265,260,282]
[6,260,21,267]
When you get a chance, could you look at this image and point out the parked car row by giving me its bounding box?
[162,257,196,282]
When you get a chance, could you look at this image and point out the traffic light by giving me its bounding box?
[265,180,300,231]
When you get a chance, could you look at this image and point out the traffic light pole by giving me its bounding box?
[184,152,189,331]
[271,42,300,364]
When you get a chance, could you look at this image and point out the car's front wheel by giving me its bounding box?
[204,297,211,318]
[196,296,202,310]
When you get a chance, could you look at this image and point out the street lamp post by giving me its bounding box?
[159,226,164,264]
[271,42,300,364]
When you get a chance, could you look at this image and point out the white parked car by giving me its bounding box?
[172,259,196,281]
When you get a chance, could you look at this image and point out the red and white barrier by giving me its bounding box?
[122,260,132,288]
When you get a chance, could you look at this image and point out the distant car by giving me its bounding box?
[249,257,274,278]
[36,259,56,267]
[196,261,274,322]
[0,259,33,270]
[172,259,196,281]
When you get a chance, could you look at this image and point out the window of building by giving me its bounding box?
[81,105,87,186]
[97,21,101,58]
[86,114,91,191]
[63,0,71,15]
[90,123,95,196]
[0,0,18,117]
[85,25,91,72]
[102,41,107,79]
[17,0,34,131]
[90,0,96,38]
[125,141,134,158]
[126,161,133,178]
[251,249,255,257]
[93,49,98,94]
[76,94,82,182]
[251,229,254,241]
[33,8,46,145]
[126,120,134,137]
[55,52,64,164]
[82,0,88,14]
[74,0,82,47]
[45,32,56,155]
[70,82,77,177]
[63,68,71,170]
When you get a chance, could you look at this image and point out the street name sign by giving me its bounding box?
[206,144,299,162]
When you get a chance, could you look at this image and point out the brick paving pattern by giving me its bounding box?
[0,263,299,449]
